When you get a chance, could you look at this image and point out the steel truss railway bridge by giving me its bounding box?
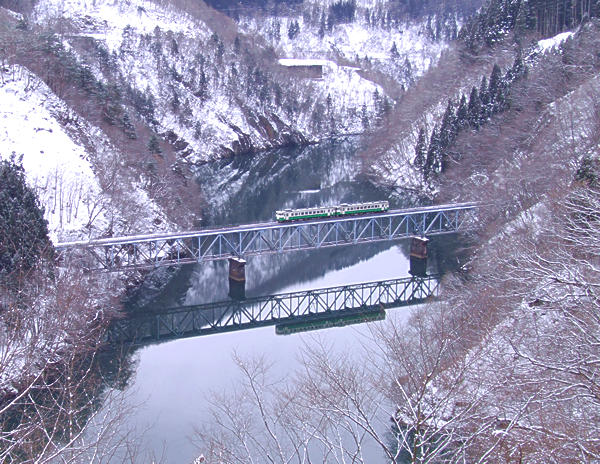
[57,202,478,271]
[107,274,440,345]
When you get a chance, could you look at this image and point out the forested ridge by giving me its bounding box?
[461,0,600,48]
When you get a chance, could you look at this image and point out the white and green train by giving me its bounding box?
[275,201,389,222]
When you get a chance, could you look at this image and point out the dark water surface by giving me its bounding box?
[103,139,461,463]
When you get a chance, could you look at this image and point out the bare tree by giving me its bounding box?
[192,303,503,464]
[0,261,153,463]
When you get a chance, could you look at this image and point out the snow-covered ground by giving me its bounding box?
[537,30,575,52]
[30,0,392,165]
[0,65,104,241]
[0,65,171,242]
[34,0,208,52]
[240,15,448,85]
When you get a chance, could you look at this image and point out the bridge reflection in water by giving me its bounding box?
[108,275,440,345]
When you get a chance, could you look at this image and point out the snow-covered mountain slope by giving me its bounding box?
[1,0,462,243]
[240,15,449,88]
[34,0,205,46]
[365,27,583,195]
[30,0,389,165]
[0,65,172,242]
[0,66,102,241]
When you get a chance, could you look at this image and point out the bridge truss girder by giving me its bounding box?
[60,204,476,271]
[107,275,440,345]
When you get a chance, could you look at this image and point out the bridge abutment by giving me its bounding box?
[228,257,246,300]
[409,236,428,277]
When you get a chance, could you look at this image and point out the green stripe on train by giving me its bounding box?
[277,207,387,221]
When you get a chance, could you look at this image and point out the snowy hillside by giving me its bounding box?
[1,0,463,241]
[0,65,172,242]
[30,0,391,165]
[240,15,449,88]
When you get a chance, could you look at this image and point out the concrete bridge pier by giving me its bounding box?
[409,237,428,277]
[228,257,246,300]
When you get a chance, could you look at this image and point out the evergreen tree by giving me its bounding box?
[506,52,526,82]
[0,155,52,277]
[488,63,504,114]
[447,16,458,40]
[424,125,440,179]
[195,69,208,102]
[193,121,202,140]
[121,112,137,139]
[373,88,382,116]
[467,86,482,129]
[413,128,426,168]
[170,87,180,112]
[216,40,225,64]
[288,20,300,40]
[270,19,281,42]
[456,94,468,130]
[329,0,356,25]
[514,0,530,37]
[143,87,156,121]
[361,103,369,130]
[390,41,399,58]
[318,20,326,38]
[148,134,162,154]
[438,100,456,172]
[403,58,414,86]
[434,15,442,41]
[575,156,600,186]
[425,15,435,39]
[479,75,490,121]
[170,37,179,55]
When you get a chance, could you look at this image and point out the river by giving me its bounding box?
[99,138,462,463]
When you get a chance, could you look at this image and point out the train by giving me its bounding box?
[275,200,389,222]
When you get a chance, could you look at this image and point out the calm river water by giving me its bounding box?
[101,138,460,463]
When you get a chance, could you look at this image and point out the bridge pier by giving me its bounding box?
[228,257,246,300]
[409,237,428,277]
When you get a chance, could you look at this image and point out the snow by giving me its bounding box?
[278,58,332,67]
[30,0,388,163]
[241,16,448,84]
[34,0,208,53]
[0,64,175,243]
[537,31,574,52]
[0,65,104,242]
[24,0,450,194]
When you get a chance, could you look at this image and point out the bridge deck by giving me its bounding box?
[56,202,478,271]
[58,202,478,247]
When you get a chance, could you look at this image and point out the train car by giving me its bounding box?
[275,201,389,222]
[337,201,389,216]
